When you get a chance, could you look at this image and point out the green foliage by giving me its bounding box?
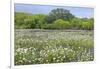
[31,14,47,29]
[15,13,34,29]
[46,8,75,23]
[15,8,94,30]
[70,18,94,30]
[15,12,47,29]
[70,18,82,29]
[80,18,94,30]
[51,19,71,29]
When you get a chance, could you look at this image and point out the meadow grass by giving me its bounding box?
[15,29,94,65]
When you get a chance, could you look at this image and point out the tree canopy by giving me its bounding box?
[46,8,75,23]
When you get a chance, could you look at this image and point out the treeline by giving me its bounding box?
[15,8,94,30]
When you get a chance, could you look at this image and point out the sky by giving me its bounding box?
[15,3,94,18]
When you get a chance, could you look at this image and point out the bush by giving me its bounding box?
[70,18,94,30]
[15,13,47,29]
[15,12,94,30]
[51,19,71,29]
[81,22,93,30]
[70,18,82,29]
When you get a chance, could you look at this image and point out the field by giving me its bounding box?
[15,29,94,65]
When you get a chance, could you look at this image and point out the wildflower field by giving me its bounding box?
[15,29,94,65]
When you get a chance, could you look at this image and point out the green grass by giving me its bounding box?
[15,29,94,65]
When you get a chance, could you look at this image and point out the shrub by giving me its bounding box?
[51,19,71,29]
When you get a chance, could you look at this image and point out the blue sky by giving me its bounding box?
[15,3,94,18]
